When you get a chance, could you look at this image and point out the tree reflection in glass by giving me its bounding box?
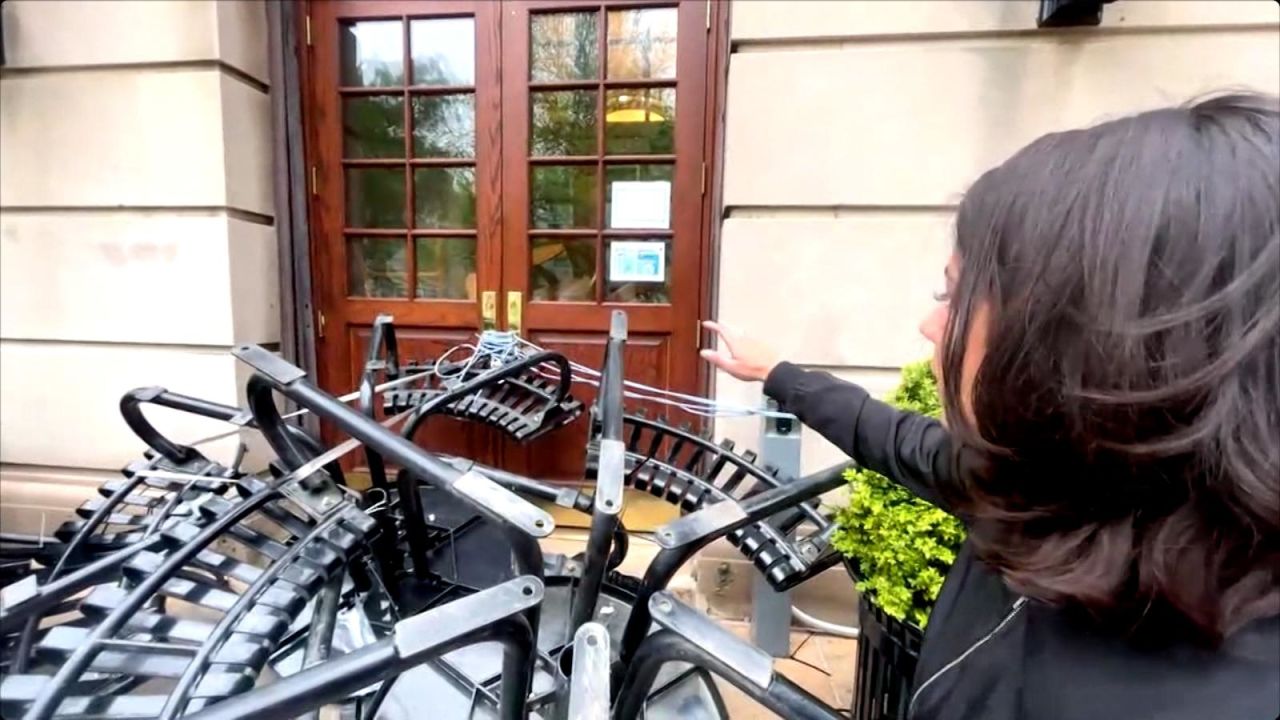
[411,18,476,85]
[531,12,599,81]
[607,8,677,80]
[340,21,404,87]
[348,237,407,298]
[416,237,476,300]
[344,96,404,158]
[532,90,598,157]
[413,95,475,158]
[347,169,405,228]
[532,166,597,229]
[415,168,476,229]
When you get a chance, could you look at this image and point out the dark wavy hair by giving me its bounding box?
[941,92,1279,645]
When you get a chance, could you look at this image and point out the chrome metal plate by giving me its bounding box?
[454,470,555,538]
[648,591,774,690]
[567,623,611,720]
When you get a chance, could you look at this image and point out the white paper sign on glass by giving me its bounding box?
[609,181,671,229]
[609,241,666,283]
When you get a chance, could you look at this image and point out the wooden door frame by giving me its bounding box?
[698,0,732,407]
[265,0,320,435]
[283,0,733,405]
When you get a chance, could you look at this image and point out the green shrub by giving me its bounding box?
[830,361,966,628]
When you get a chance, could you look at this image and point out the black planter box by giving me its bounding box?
[845,560,925,720]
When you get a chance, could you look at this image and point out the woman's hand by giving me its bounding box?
[700,321,780,383]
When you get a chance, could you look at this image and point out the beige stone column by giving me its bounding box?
[714,0,1279,473]
[0,1,277,533]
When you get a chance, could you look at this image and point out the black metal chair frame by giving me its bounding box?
[1,310,859,720]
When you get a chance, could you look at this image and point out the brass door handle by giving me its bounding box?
[507,291,523,335]
[481,291,497,331]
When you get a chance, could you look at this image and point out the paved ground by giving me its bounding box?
[717,622,858,717]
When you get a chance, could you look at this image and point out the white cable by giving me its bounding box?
[184,328,787,452]
[791,606,860,639]
[506,332,793,419]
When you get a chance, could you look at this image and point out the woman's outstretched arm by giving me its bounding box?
[764,362,957,509]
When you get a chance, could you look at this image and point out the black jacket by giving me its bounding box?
[764,362,1280,720]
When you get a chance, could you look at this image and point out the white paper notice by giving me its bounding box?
[609,241,666,283]
[609,181,671,229]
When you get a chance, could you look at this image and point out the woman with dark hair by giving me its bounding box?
[703,93,1279,720]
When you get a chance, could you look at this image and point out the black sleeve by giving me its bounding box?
[763,361,956,510]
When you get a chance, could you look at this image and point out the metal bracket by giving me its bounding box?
[609,310,628,340]
[394,576,544,660]
[655,500,747,549]
[453,470,555,539]
[649,591,774,690]
[0,575,38,613]
[554,488,581,509]
[132,386,166,403]
[277,474,346,521]
[566,623,611,720]
[593,439,625,516]
[231,344,307,386]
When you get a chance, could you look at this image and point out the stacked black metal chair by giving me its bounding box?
[0,435,377,719]
[0,310,857,720]
[369,315,584,445]
[585,412,843,593]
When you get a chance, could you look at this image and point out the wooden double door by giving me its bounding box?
[304,0,712,480]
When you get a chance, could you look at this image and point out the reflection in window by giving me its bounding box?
[412,94,476,158]
[531,12,599,81]
[530,238,596,301]
[607,8,677,80]
[532,90,598,157]
[340,21,405,87]
[411,18,476,85]
[347,168,406,228]
[348,237,407,298]
[344,96,405,159]
[605,88,674,155]
[414,168,476,229]
[531,166,598,229]
[416,237,476,300]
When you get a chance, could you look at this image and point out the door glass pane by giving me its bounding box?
[530,12,599,82]
[531,166,598,229]
[341,21,405,87]
[346,169,406,228]
[416,237,476,300]
[606,239,670,304]
[410,18,476,85]
[607,8,677,80]
[605,88,674,155]
[605,164,673,230]
[412,94,475,158]
[344,96,405,159]
[531,90,598,157]
[530,238,596,301]
[348,236,407,298]
[414,168,476,228]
